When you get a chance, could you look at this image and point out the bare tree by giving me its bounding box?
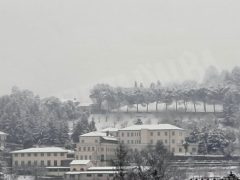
[131,142,186,180]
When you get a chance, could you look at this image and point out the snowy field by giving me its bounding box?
[114,102,223,113]
[186,166,240,179]
[87,110,220,131]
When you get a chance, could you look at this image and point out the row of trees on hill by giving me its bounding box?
[90,66,240,127]
[90,81,225,113]
[0,87,95,148]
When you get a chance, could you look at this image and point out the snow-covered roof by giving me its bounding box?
[81,131,107,137]
[0,131,7,135]
[80,131,118,141]
[119,124,184,131]
[45,167,70,169]
[102,136,118,141]
[70,160,91,165]
[88,167,116,171]
[101,128,119,132]
[65,171,117,175]
[79,102,92,107]
[67,150,75,154]
[11,147,69,154]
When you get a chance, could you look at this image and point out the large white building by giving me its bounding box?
[117,124,197,154]
[75,131,118,166]
[75,124,198,166]
[11,147,74,176]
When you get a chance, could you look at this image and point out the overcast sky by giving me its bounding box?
[0,0,240,102]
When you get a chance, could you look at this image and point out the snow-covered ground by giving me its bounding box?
[114,102,223,113]
[88,110,219,131]
[3,175,34,180]
[186,166,240,180]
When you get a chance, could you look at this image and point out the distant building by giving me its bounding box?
[75,131,118,166]
[101,128,119,137]
[11,147,74,174]
[79,102,93,112]
[0,131,7,150]
[117,124,198,154]
[100,124,198,155]
[70,160,93,171]
[65,165,117,180]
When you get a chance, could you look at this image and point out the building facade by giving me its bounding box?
[75,132,118,166]
[70,160,93,171]
[101,124,197,155]
[11,147,73,170]
[65,166,117,180]
[0,131,7,150]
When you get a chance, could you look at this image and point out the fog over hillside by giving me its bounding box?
[1,0,240,103]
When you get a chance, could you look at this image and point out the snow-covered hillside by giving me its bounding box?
[89,111,221,131]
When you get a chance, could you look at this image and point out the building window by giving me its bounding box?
[41,161,44,166]
[95,139,98,143]
[179,148,182,153]
[158,132,160,136]
[47,153,51,156]
[150,132,153,136]
[101,147,104,151]
[89,155,92,160]
[27,153,31,157]
[127,132,129,137]
[79,147,81,151]
[34,153,37,157]
[127,140,130,144]
[131,132,133,136]
[41,153,44,156]
[34,161,37,166]
[28,161,31,166]
[122,132,124,137]
[21,154,25,157]
[47,160,51,166]
[192,148,196,153]
[83,147,86,151]
[150,140,153,144]
[172,148,175,153]
[92,147,95,151]
[21,161,24,166]
[165,132,168,136]
[80,155,83,160]
[81,139,85,143]
[101,155,104,161]
[14,154,18,157]
[15,161,18,166]
[60,152,64,156]
[54,153,58,156]
[85,155,88,160]
[88,147,90,151]
[165,139,168,144]
[98,174,103,177]
[172,139,175,144]
[87,174,92,177]
[172,131,175,136]
[54,160,57,166]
